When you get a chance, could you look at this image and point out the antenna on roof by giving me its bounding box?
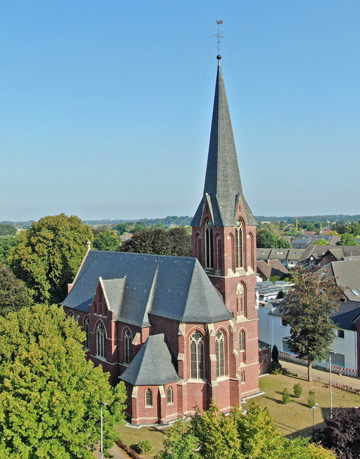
[214,20,223,58]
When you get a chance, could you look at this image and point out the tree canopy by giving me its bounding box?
[0,224,17,237]
[10,214,94,304]
[282,269,341,381]
[0,304,126,459]
[157,402,334,458]
[313,408,360,459]
[257,228,290,249]
[120,227,191,257]
[340,232,358,246]
[93,230,120,251]
[0,236,19,266]
[0,262,32,317]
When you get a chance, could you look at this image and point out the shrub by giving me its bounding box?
[293,383,303,398]
[308,390,316,408]
[270,361,283,375]
[282,388,291,404]
[136,440,153,455]
[271,345,279,363]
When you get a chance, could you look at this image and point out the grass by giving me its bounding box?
[257,372,360,436]
[116,373,360,456]
[116,423,166,458]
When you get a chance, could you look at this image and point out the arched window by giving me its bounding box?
[239,330,246,364]
[241,370,246,383]
[96,322,106,359]
[145,389,153,407]
[196,233,202,263]
[229,233,235,272]
[216,235,222,273]
[190,331,204,379]
[235,221,245,268]
[68,311,74,319]
[84,316,90,349]
[236,282,247,317]
[205,220,213,269]
[215,330,226,377]
[124,329,132,364]
[167,387,174,405]
[250,232,255,271]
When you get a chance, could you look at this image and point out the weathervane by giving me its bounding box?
[214,20,223,56]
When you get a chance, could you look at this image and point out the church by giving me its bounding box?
[62,55,260,425]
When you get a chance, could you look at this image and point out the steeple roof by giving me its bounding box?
[192,58,256,227]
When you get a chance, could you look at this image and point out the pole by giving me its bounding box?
[101,404,104,459]
[329,353,333,419]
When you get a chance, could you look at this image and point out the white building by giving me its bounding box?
[258,300,360,377]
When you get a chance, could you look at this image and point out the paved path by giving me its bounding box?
[280,359,360,392]
[93,443,129,459]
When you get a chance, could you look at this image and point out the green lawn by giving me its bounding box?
[116,373,360,457]
[257,373,360,436]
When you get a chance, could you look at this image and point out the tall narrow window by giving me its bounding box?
[250,233,255,271]
[241,370,246,383]
[229,234,235,272]
[236,222,244,268]
[215,331,226,377]
[96,322,106,358]
[84,316,90,349]
[239,330,246,364]
[236,282,247,317]
[190,331,205,379]
[167,387,174,404]
[145,389,153,407]
[196,233,202,264]
[205,220,213,269]
[124,329,132,364]
[216,235,222,273]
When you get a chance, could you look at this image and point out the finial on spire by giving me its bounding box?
[214,20,223,58]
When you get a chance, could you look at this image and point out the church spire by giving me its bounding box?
[192,57,256,227]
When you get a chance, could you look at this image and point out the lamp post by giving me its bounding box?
[100,402,107,459]
[311,403,319,432]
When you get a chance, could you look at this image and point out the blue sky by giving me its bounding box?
[1,1,359,221]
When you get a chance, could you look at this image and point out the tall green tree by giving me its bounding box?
[0,262,32,316]
[93,230,120,251]
[157,403,335,459]
[10,214,93,303]
[257,228,290,248]
[0,304,127,459]
[0,236,19,266]
[340,232,358,246]
[282,269,341,381]
[120,227,191,257]
[0,224,17,236]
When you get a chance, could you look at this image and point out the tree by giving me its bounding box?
[0,304,127,459]
[0,236,18,266]
[312,239,330,245]
[282,269,341,381]
[0,262,32,317]
[0,224,17,237]
[312,408,360,459]
[93,230,120,251]
[157,403,335,459]
[340,233,358,246]
[120,227,191,257]
[10,214,94,304]
[271,345,279,363]
[257,228,290,249]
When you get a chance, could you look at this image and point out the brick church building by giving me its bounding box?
[62,56,260,425]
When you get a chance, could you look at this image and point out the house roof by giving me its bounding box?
[331,259,360,302]
[330,301,360,331]
[62,250,232,326]
[120,334,180,386]
[191,59,256,227]
[257,260,289,280]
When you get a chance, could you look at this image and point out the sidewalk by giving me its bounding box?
[280,359,360,392]
[93,443,129,459]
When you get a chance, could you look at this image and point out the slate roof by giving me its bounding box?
[257,260,290,280]
[192,59,256,228]
[62,250,232,326]
[120,334,180,386]
[330,301,360,331]
[331,259,360,302]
